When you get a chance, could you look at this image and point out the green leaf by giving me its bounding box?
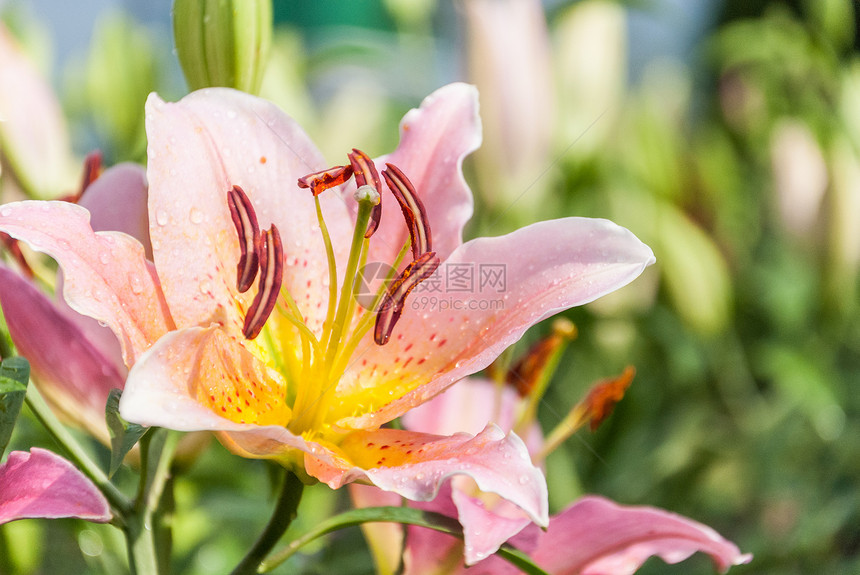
[0,357,30,459]
[105,388,149,477]
[260,506,550,575]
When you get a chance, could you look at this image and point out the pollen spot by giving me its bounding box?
[259,156,267,164]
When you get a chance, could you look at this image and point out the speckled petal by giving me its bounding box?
[0,201,173,367]
[306,425,548,528]
[336,217,654,428]
[145,89,352,338]
[0,449,111,524]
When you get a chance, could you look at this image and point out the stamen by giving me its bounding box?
[243,225,284,340]
[297,165,354,196]
[382,163,431,258]
[374,251,440,345]
[227,185,260,293]
[349,149,383,238]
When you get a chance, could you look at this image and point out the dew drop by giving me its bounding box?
[199,280,213,295]
[128,273,145,295]
[155,209,169,226]
[98,251,111,265]
[189,207,204,224]
[0,207,10,217]
[518,475,530,485]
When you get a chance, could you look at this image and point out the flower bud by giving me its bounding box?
[173,0,272,95]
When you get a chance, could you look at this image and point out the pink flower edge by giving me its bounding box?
[0,448,111,524]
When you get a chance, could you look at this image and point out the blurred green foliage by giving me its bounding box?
[1,0,859,573]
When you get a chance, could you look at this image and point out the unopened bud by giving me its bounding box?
[173,0,272,95]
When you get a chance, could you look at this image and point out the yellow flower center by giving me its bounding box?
[218,150,438,441]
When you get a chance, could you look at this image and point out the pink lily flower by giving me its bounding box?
[356,377,751,573]
[0,448,111,524]
[0,163,149,443]
[0,83,653,536]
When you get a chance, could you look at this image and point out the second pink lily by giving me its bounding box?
[0,83,653,535]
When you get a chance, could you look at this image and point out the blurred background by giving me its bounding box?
[1,0,859,573]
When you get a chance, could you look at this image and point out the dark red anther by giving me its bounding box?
[0,233,34,279]
[349,149,383,238]
[243,225,284,340]
[79,150,103,195]
[297,165,354,196]
[382,163,431,259]
[374,251,440,345]
[59,150,103,203]
[227,185,260,293]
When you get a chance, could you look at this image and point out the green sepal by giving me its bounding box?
[105,388,149,477]
[0,357,30,459]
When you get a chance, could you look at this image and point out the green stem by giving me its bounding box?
[126,429,180,575]
[230,470,305,575]
[24,385,131,515]
[260,507,550,575]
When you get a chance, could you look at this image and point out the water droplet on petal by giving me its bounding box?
[518,475,530,485]
[128,273,144,295]
[189,207,204,224]
[155,209,169,226]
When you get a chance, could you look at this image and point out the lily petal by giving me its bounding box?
[402,376,543,455]
[120,326,289,431]
[337,217,655,427]
[78,162,152,258]
[451,487,531,564]
[0,266,124,439]
[0,25,75,199]
[364,83,480,266]
[145,88,352,337]
[308,425,548,528]
[0,448,111,524]
[0,201,173,367]
[500,495,753,575]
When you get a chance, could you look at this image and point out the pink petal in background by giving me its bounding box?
[0,448,111,524]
